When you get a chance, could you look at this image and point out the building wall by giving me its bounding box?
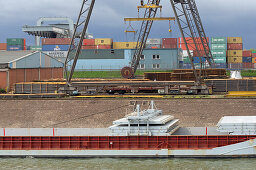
[6,68,63,91]
[9,52,64,69]
[0,71,7,89]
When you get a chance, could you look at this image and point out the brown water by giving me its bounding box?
[0,158,255,170]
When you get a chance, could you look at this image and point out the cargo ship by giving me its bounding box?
[0,101,255,158]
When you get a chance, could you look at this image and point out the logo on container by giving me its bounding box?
[54,45,61,51]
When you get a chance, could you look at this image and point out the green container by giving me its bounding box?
[30,46,42,51]
[211,44,226,50]
[7,38,24,46]
[252,50,256,54]
[211,50,226,57]
[183,57,191,64]
[213,57,226,63]
[211,37,227,44]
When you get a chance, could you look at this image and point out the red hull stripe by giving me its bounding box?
[0,136,255,150]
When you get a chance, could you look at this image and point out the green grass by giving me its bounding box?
[227,70,256,77]
[71,70,173,78]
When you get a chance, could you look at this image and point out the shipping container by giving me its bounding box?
[211,50,226,57]
[162,38,177,49]
[242,57,252,63]
[227,43,243,50]
[7,45,24,51]
[243,50,252,57]
[95,38,113,46]
[193,57,206,63]
[211,37,227,44]
[7,38,25,46]
[113,42,137,49]
[42,45,70,51]
[227,50,243,57]
[252,50,256,54]
[95,45,112,49]
[0,43,7,50]
[41,38,72,45]
[214,63,227,68]
[146,38,161,45]
[145,44,161,49]
[228,56,242,63]
[211,44,226,50]
[83,39,95,46]
[30,46,42,51]
[252,57,256,63]
[178,37,209,51]
[227,37,242,44]
[82,45,97,49]
[193,50,210,57]
[253,53,256,58]
[44,51,68,58]
[213,57,227,64]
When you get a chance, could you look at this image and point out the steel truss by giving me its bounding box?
[170,0,214,84]
[64,0,96,86]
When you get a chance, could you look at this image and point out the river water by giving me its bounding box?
[0,158,255,170]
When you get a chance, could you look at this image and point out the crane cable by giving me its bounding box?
[43,103,131,128]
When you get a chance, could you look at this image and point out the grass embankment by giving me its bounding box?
[226,70,256,77]
[72,70,172,78]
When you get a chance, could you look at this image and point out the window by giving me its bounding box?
[140,64,145,69]
[140,55,145,60]
[152,55,160,60]
[152,64,160,69]
[101,40,104,43]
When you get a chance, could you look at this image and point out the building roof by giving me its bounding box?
[0,51,37,64]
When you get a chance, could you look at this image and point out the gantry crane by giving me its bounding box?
[63,0,215,94]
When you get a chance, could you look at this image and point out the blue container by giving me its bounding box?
[193,57,206,63]
[42,45,70,51]
[242,57,252,63]
[215,63,227,68]
[7,45,24,51]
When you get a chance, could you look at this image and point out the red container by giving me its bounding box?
[162,38,177,48]
[178,37,209,50]
[83,39,95,46]
[42,38,72,45]
[82,45,97,49]
[242,50,252,57]
[252,53,256,58]
[227,43,243,50]
[0,43,7,50]
[96,45,112,49]
[193,50,210,57]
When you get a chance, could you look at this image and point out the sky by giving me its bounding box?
[0,0,255,49]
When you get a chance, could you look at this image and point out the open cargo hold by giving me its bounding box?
[211,37,227,44]
[211,44,226,50]
[162,38,177,49]
[113,42,137,49]
[227,43,243,50]
[227,50,243,57]
[227,37,242,44]
[6,38,25,46]
[243,50,252,57]
[0,43,7,50]
[95,38,113,46]
[228,56,242,63]
[41,38,72,45]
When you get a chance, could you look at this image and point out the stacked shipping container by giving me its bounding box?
[227,37,243,63]
[146,39,161,49]
[7,38,25,51]
[211,37,227,68]
[82,38,113,49]
[0,43,7,51]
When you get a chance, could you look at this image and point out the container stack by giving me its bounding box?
[145,38,161,49]
[0,43,7,51]
[211,37,227,68]
[227,37,243,65]
[82,38,113,49]
[42,38,71,59]
[113,42,137,49]
[242,50,252,68]
[162,38,177,49]
[252,50,256,68]
[7,38,26,51]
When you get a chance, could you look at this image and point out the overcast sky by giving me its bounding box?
[0,0,255,49]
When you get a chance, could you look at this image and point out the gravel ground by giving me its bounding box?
[0,99,255,128]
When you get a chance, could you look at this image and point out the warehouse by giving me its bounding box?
[73,48,181,71]
[0,51,64,91]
